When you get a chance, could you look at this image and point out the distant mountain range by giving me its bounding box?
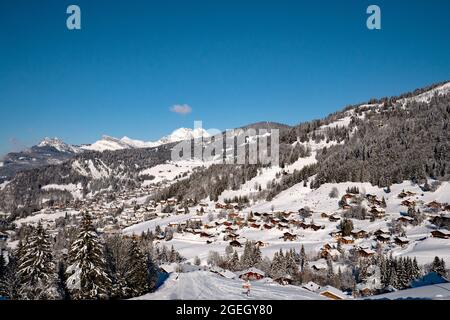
[0,123,287,182]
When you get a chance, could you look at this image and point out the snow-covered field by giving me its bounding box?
[123,178,450,267]
[135,271,325,300]
[367,282,450,300]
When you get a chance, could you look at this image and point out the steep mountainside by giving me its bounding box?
[0,81,449,217]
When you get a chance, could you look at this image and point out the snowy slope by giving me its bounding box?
[399,81,450,105]
[135,271,325,300]
[367,282,450,300]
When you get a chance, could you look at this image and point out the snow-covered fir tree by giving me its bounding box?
[66,212,111,300]
[125,239,148,297]
[17,223,60,300]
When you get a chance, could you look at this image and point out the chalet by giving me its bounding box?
[321,213,330,218]
[223,221,233,227]
[342,204,352,210]
[317,285,348,300]
[250,223,260,229]
[401,199,415,207]
[370,207,386,218]
[395,237,410,246]
[329,214,341,222]
[210,267,236,279]
[277,223,289,231]
[204,223,216,229]
[230,240,242,247]
[263,224,273,230]
[310,223,323,231]
[431,229,450,239]
[351,229,368,239]
[253,212,262,217]
[200,232,214,238]
[238,268,265,281]
[374,228,390,237]
[397,216,415,224]
[330,230,343,239]
[281,232,297,241]
[215,202,227,209]
[321,248,340,260]
[227,233,239,241]
[247,218,257,223]
[270,218,280,225]
[339,236,354,245]
[358,248,376,258]
[376,234,391,243]
[427,201,442,210]
[445,205,450,212]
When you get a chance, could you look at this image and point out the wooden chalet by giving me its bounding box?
[373,228,390,237]
[397,216,415,224]
[339,236,354,245]
[358,248,376,258]
[229,240,242,247]
[318,286,348,300]
[394,237,410,246]
[238,268,265,281]
[281,232,297,241]
[427,201,442,210]
[376,234,391,243]
[401,199,416,207]
[329,214,341,222]
[431,229,450,239]
[351,229,368,239]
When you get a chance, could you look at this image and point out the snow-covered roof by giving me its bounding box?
[238,267,265,277]
[434,229,450,236]
[317,285,348,300]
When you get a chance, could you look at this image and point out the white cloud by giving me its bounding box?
[170,104,192,115]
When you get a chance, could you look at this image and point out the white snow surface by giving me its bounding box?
[42,183,84,199]
[135,271,325,300]
[367,282,450,300]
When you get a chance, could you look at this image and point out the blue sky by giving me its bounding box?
[1,0,450,156]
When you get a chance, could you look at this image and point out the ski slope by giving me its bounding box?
[135,271,326,300]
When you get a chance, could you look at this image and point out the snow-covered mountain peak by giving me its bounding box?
[37,137,80,153]
[159,127,211,144]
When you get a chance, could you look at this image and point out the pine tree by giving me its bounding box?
[0,251,6,283]
[430,256,447,277]
[17,223,60,300]
[146,253,158,291]
[66,213,111,300]
[0,251,20,299]
[125,240,148,297]
[228,251,240,272]
[299,245,308,272]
